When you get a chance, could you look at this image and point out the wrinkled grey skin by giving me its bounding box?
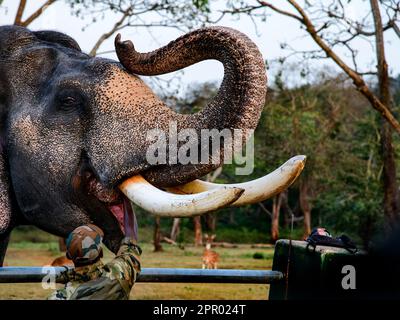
[0,25,266,266]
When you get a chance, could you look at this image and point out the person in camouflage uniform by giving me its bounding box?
[48,224,141,300]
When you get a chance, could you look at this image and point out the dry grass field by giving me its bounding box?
[0,240,273,300]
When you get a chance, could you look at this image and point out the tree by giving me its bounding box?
[271,193,283,242]
[191,168,223,246]
[370,0,400,230]
[153,216,163,252]
[68,0,211,56]
[253,64,386,245]
[193,216,203,246]
[224,0,400,233]
[170,218,181,242]
[3,0,211,56]
[13,0,56,27]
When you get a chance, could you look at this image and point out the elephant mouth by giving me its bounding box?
[82,169,134,236]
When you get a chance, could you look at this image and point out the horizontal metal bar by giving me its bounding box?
[137,268,283,284]
[0,267,283,284]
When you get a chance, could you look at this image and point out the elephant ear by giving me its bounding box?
[0,26,81,56]
[0,26,36,55]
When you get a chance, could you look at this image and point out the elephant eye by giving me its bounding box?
[60,97,77,107]
[56,90,85,112]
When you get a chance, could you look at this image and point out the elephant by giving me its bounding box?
[0,24,306,266]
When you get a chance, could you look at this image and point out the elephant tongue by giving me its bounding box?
[108,203,124,232]
[107,195,137,241]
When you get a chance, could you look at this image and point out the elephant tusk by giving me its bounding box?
[166,155,306,207]
[119,175,244,217]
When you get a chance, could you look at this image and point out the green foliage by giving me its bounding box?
[192,0,210,12]
[215,226,268,243]
[10,226,59,243]
[252,252,264,259]
[162,70,400,247]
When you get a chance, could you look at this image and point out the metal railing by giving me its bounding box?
[0,267,283,284]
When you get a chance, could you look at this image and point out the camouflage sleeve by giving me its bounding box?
[99,237,142,297]
[47,283,77,300]
[47,268,75,300]
[47,288,67,300]
[68,276,130,300]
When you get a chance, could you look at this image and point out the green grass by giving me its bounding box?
[9,226,59,243]
[1,227,273,300]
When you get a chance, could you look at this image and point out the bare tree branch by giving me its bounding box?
[371,0,390,94]
[209,166,223,182]
[14,0,27,25]
[258,202,272,218]
[229,0,400,131]
[264,0,400,134]
[20,0,57,27]
[89,7,132,56]
[257,0,303,23]
[390,20,400,39]
[222,4,264,15]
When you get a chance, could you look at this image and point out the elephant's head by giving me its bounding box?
[0,25,305,265]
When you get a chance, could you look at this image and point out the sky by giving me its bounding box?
[0,0,399,96]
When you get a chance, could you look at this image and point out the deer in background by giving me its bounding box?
[47,238,74,267]
[202,234,220,269]
[49,256,73,267]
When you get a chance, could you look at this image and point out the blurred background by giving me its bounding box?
[0,0,399,299]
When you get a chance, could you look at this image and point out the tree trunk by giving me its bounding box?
[271,194,282,243]
[370,0,400,232]
[193,216,203,246]
[203,168,221,236]
[170,218,181,242]
[299,179,312,239]
[380,123,399,231]
[229,211,236,224]
[14,0,27,26]
[280,190,290,228]
[153,217,163,252]
[205,214,216,233]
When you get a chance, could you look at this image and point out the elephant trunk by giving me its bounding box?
[113,27,305,218]
[115,26,267,187]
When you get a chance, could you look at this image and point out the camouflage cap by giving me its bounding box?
[66,224,104,266]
